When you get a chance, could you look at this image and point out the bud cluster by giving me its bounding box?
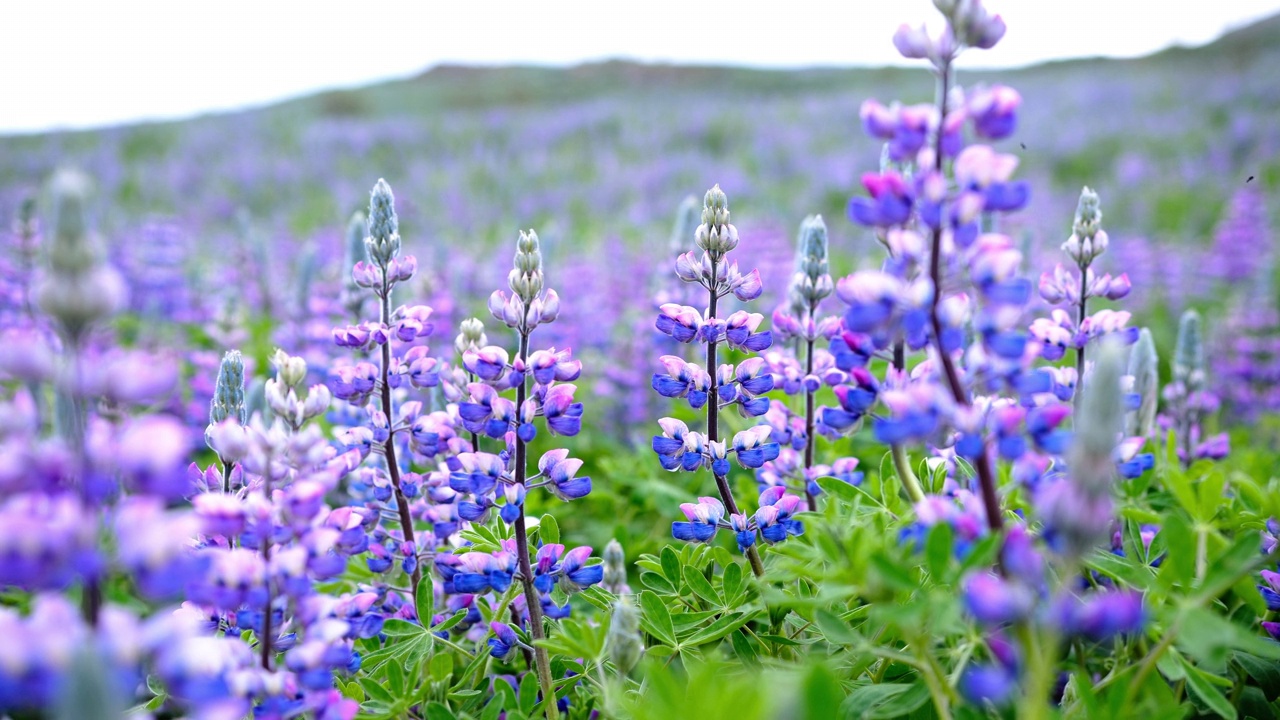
[694,185,739,257]
[265,349,331,431]
[33,170,127,343]
[489,230,560,334]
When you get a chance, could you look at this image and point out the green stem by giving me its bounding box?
[891,444,926,503]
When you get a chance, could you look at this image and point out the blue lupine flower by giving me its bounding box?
[539,449,592,500]
[960,664,1018,707]
[962,572,1034,626]
[672,497,724,543]
[487,622,520,660]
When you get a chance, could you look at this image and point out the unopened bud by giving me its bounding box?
[365,178,401,266]
[602,538,628,593]
[271,348,308,389]
[454,317,488,355]
[606,597,643,676]
[670,196,701,254]
[1126,328,1158,438]
[210,349,247,426]
[1173,309,1204,393]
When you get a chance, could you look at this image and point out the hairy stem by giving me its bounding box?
[1075,261,1088,393]
[802,318,818,511]
[887,340,925,503]
[511,330,560,719]
[891,444,926,504]
[378,276,422,592]
[260,468,274,670]
[927,60,1003,534]
[707,256,765,577]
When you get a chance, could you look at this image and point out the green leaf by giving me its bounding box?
[870,552,916,592]
[359,677,395,704]
[539,514,560,546]
[1177,607,1280,669]
[924,522,954,580]
[386,659,405,697]
[415,576,434,626]
[864,682,930,720]
[730,629,760,667]
[430,652,454,682]
[660,546,683,586]
[814,608,862,646]
[841,683,922,719]
[1181,658,1237,720]
[722,561,745,604]
[639,590,677,646]
[1157,511,1196,589]
[434,609,470,633]
[1083,549,1152,591]
[683,567,721,606]
[801,664,845,720]
[640,571,676,595]
[518,672,539,716]
[382,618,427,637]
[682,611,755,647]
[423,702,456,720]
[1198,533,1265,600]
[1234,652,1280,701]
[816,475,862,503]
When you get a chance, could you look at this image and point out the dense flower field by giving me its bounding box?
[1,3,1279,719]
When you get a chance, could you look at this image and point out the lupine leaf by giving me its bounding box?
[682,611,755,647]
[683,566,721,606]
[1084,549,1153,590]
[539,514,560,545]
[660,545,682,586]
[722,561,745,604]
[1181,657,1237,720]
[639,590,677,646]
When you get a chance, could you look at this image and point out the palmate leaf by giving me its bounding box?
[639,590,677,646]
[681,610,756,647]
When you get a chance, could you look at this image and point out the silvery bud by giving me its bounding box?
[343,211,369,314]
[35,170,127,342]
[1063,187,1108,266]
[454,317,488,355]
[670,195,701,254]
[606,597,643,676]
[364,178,401,266]
[695,185,739,256]
[602,538,628,594]
[1126,328,1159,438]
[1070,339,1126,495]
[508,229,546,305]
[1174,309,1205,393]
[796,214,832,303]
[302,383,332,420]
[271,348,308,389]
[210,350,247,426]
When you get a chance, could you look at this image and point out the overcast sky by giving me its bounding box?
[4,0,1278,133]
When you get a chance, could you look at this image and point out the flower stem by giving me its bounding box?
[802,305,818,512]
[891,444,926,504]
[511,329,560,719]
[1075,260,1089,394]
[927,59,1003,534]
[707,256,765,577]
[378,274,422,592]
[260,468,274,670]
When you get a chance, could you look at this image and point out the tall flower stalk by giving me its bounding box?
[655,186,800,577]
[454,228,598,717]
[764,216,868,510]
[351,179,422,591]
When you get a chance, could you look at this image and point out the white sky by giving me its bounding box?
[4,0,1278,133]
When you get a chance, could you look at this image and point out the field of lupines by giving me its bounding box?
[2,2,1280,719]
